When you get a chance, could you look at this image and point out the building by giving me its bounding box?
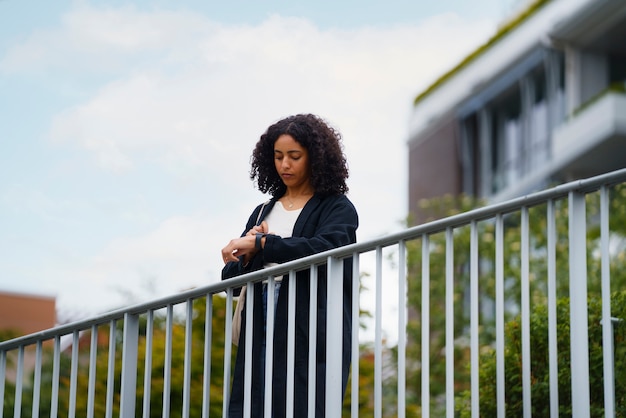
[0,291,56,338]
[408,0,626,222]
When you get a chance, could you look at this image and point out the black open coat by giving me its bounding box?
[222,193,358,417]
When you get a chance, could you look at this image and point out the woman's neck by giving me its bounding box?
[283,186,314,199]
[281,186,314,210]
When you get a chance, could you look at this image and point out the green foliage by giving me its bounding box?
[403,183,626,415]
[456,292,626,417]
[4,291,380,417]
[3,294,234,417]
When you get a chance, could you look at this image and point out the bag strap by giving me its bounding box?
[255,200,270,226]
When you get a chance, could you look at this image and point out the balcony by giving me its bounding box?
[2,168,626,417]
[552,90,626,180]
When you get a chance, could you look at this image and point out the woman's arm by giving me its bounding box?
[221,204,267,280]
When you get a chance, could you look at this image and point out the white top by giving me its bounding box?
[262,201,302,276]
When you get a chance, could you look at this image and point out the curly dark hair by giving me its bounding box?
[250,114,349,197]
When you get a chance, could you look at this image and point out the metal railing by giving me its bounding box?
[2,168,626,417]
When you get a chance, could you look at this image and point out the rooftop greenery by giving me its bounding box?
[413,0,552,107]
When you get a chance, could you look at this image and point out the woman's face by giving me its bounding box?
[274,134,311,190]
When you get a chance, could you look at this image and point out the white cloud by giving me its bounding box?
[51,213,234,314]
[1,4,498,319]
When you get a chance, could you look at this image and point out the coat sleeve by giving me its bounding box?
[262,195,358,264]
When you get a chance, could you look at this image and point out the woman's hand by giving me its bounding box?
[221,235,257,264]
[222,221,269,264]
[245,221,269,237]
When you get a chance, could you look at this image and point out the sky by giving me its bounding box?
[0,0,523,324]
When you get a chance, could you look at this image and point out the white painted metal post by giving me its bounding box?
[374,247,383,418]
[243,283,254,418]
[32,342,43,418]
[105,321,116,418]
[162,306,173,418]
[547,200,559,417]
[326,255,345,416]
[568,191,590,418]
[69,331,79,418]
[265,277,277,418]
[308,266,319,418]
[421,234,430,417]
[203,298,213,418]
[87,326,98,418]
[445,228,455,418]
[14,346,24,418]
[351,252,361,418]
[600,186,615,417]
[470,221,480,418]
[495,214,505,418]
[144,311,155,418]
[286,272,297,417]
[398,242,407,418]
[183,300,193,418]
[120,313,139,418]
[223,290,233,418]
[521,207,532,417]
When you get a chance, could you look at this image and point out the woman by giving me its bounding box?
[221,114,358,417]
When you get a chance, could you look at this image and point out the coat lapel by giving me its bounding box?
[292,194,320,237]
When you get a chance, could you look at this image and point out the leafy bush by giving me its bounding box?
[456,292,626,417]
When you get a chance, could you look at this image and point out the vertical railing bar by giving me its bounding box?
[182,299,194,418]
[600,185,615,417]
[521,207,532,417]
[162,306,174,418]
[87,325,99,418]
[326,255,345,416]
[398,242,407,418]
[286,270,297,417]
[351,252,360,418]
[470,220,479,417]
[421,234,430,418]
[243,281,254,418]
[222,288,234,418]
[308,266,318,418]
[495,214,505,418]
[568,191,590,418]
[69,330,79,418]
[143,310,154,418]
[547,199,559,417]
[120,313,139,418]
[32,341,43,418]
[105,321,116,418]
[14,346,24,418]
[51,335,60,418]
[375,246,383,418]
[445,228,455,418]
[203,296,213,418]
[285,270,298,417]
[0,350,5,418]
[265,277,276,418]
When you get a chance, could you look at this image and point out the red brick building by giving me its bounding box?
[0,291,56,338]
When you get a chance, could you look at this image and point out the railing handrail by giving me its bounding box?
[2,167,626,352]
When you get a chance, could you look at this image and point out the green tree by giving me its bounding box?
[6,290,379,417]
[403,183,626,415]
[457,292,626,417]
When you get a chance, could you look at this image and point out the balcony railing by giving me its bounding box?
[2,168,626,417]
